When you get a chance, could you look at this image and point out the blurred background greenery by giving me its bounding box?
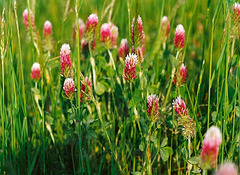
[0,0,236,174]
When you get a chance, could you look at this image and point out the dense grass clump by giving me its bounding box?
[1,0,240,174]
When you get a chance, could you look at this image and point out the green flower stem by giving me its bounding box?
[163,51,180,107]
[41,75,45,174]
[75,0,84,173]
[107,49,122,88]
[188,137,191,175]
[185,85,203,142]
[145,121,154,175]
[150,126,161,167]
[92,98,122,172]
[207,18,214,130]
[107,49,116,70]
[222,15,230,163]
[89,44,97,90]
[127,0,131,43]
[1,9,5,164]
[129,82,136,172]
[14,0,27,115]
[194,60,205,112]
[27,0,34,51]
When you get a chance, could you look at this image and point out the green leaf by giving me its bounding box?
[148,85,158,94]
[86,118,99,125]
[69,113,75,120]
[139,141,145,151]
[160,147,173,162]
[164,147,173,156]
[69,119,74,125]
[131,172,141,175]
[151,135,158,148]
[191,169,201,174]
[31,87,40,95]
[97,45,107,54]
[181,147,188,160]
[129,98,134,109]
[129,95,142,109]
[118,65,124,75]
[98,56,107,67]
[170,54,177,67]
[160,148,168,162]
[188,156,200,165]
[31,87,42,100]
[101,81,110,89]
[160,137,168,147]
[211,111,217,122]
[170,90,177,98]
[29,147,41,175]
[236,106,240,117]
[88,129,97,139]
[107,66,115,77]
[95,82,106,95]
[133,96,142,105]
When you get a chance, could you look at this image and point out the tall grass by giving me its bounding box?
[0,0,240,174]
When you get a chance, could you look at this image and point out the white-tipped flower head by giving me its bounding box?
[60,44,72,77]
[147,94,159,117]
[110,23,118,47]
[201,126,222,170]
[60,44,71,57]
[31,62,41,81]
[172,96,196,138]
[101,23,118,48]
[118,38,129,58]
[123,53,138,82]
[214,162,238,175]
[85,14,98,44]
[131,15,145,61]
[23,9,34,29]
[234,3,240,21]
[173,63,187,87]
[203,126,222,148]
[86,14,98,29]
[72,18,85,40]
[172,96,188,116]
[43,20,54,52]
[232,3,240,39]
[100,23,111,42]
[174,24,185,49]
[63,78,75,101]
[161,16,170,37]
[161,16,168,24]
[43,20,52,37]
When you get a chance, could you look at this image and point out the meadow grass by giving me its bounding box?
[0,0,240,174]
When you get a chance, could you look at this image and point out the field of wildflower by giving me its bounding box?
[1,0,240,174]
